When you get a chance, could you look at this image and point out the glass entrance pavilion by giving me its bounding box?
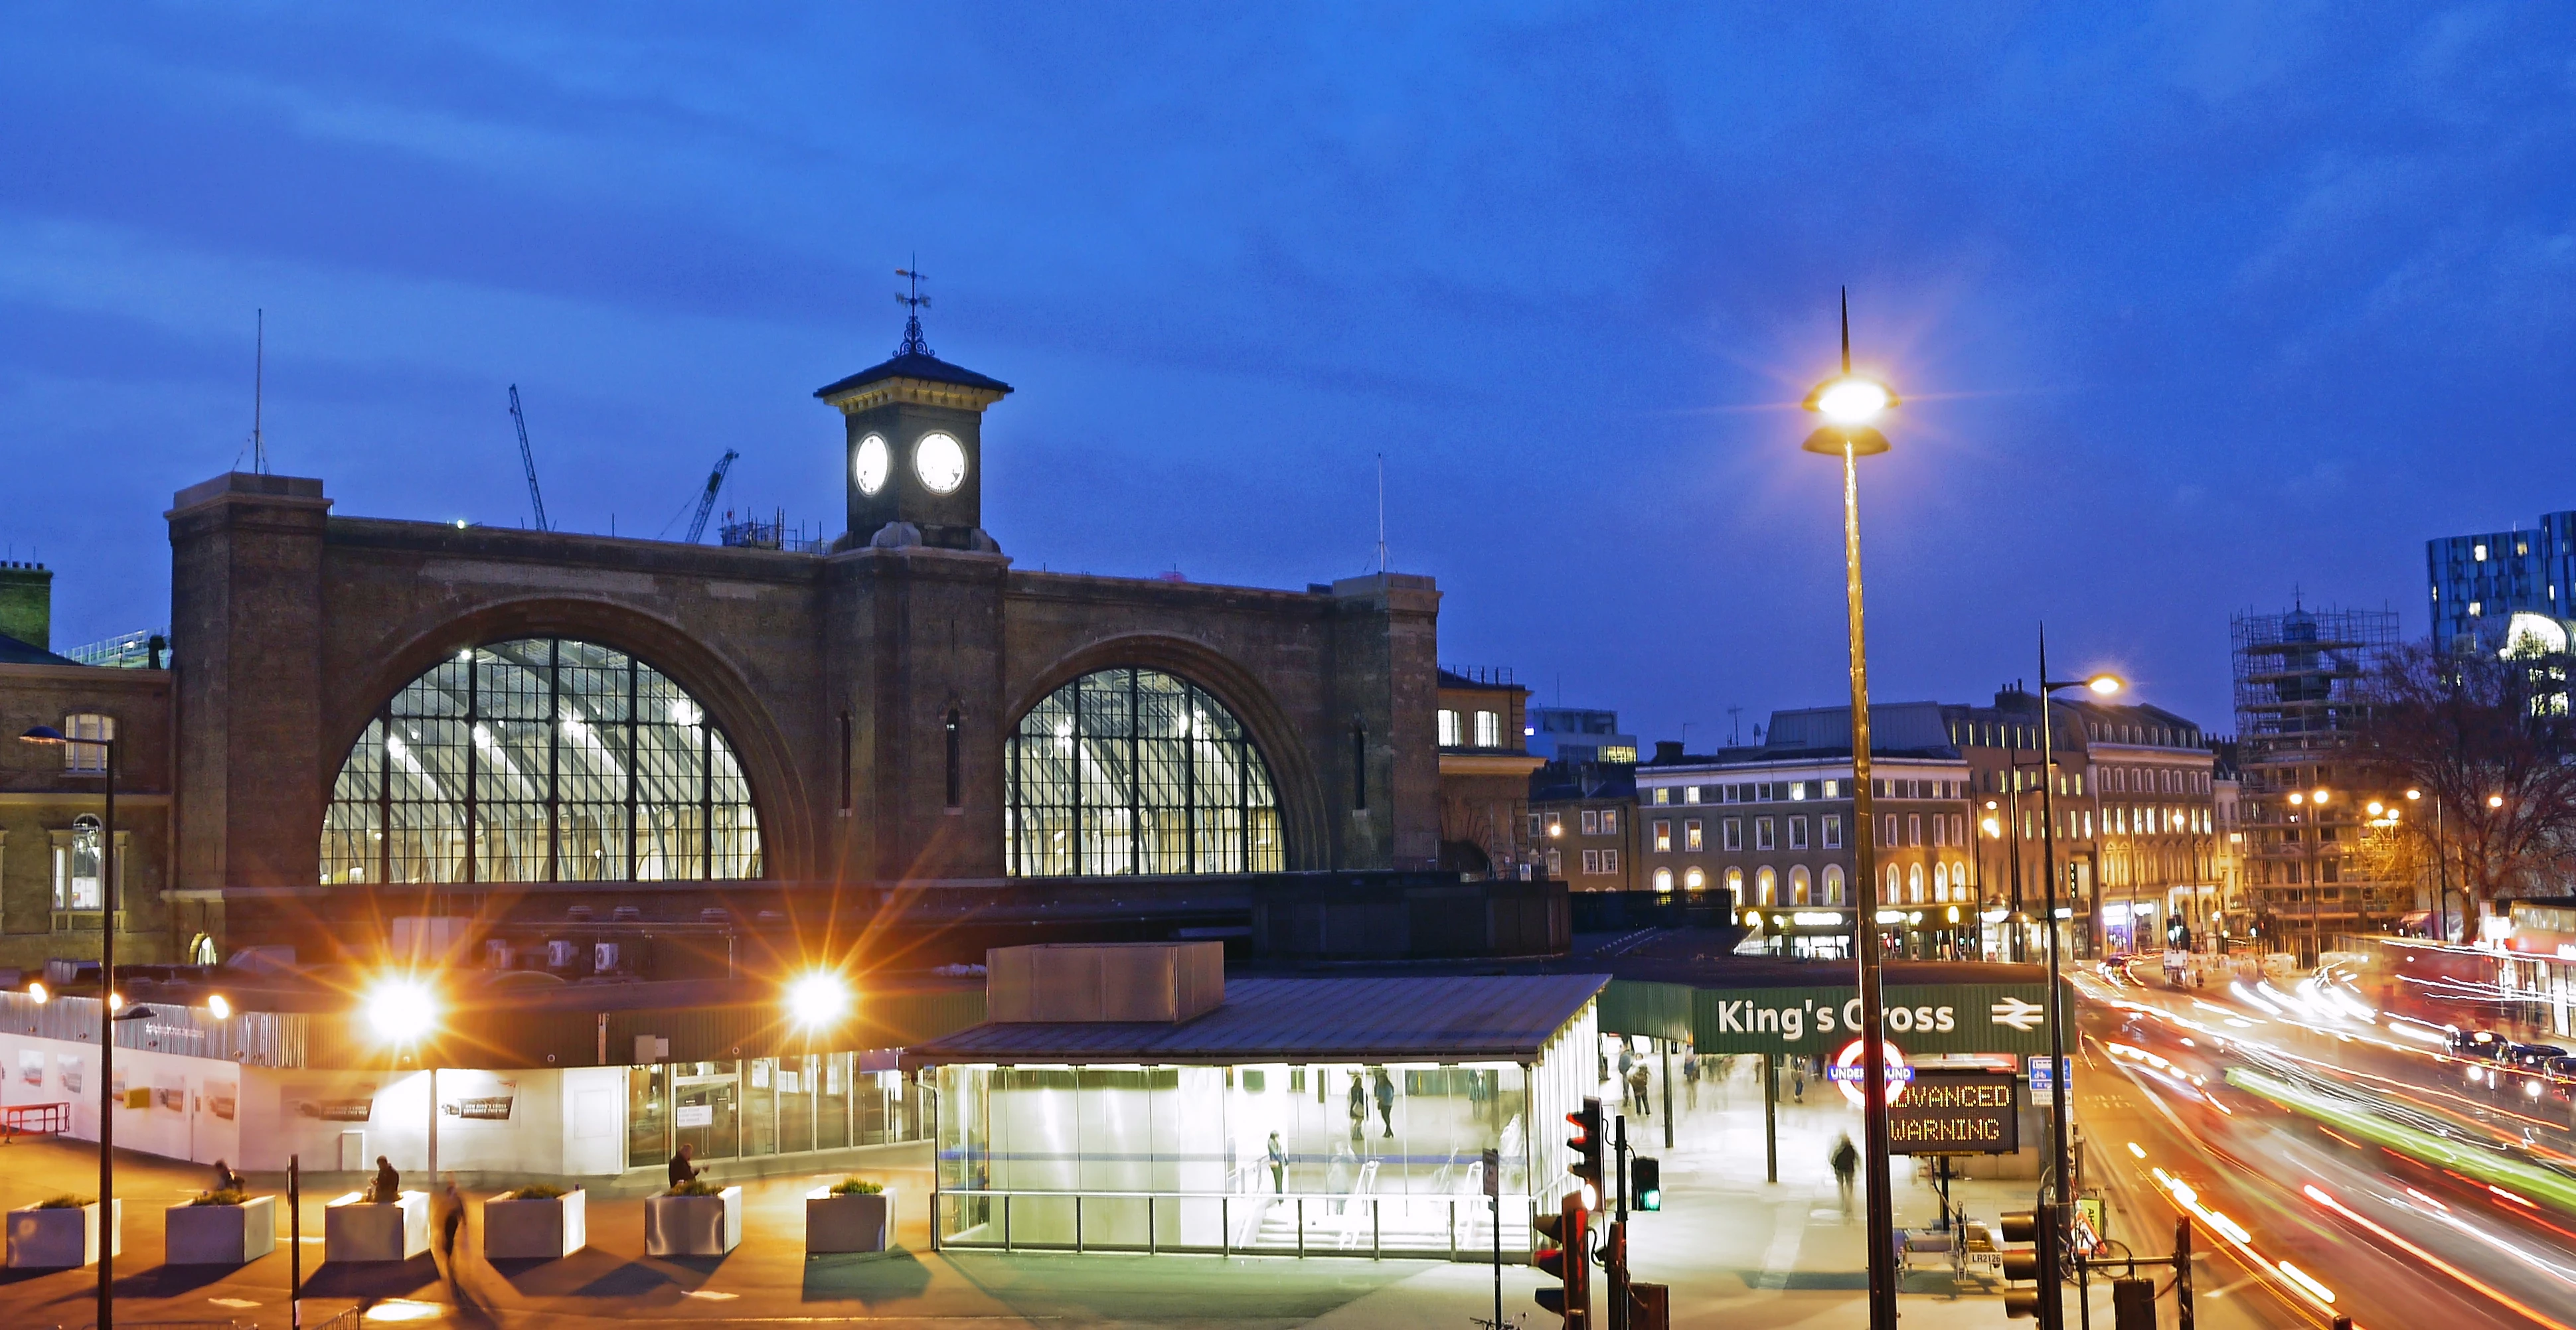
[904,973,1605,1258]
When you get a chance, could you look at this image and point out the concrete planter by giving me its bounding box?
[483,1189,586,1260]
[805,1189,894,1255]
[166,1195,277,1266]
[6,1200,121,1269]
[324,1191,429,1263]
[645,1187,740,1257]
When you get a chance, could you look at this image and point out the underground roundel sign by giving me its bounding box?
[1826,1037,1912,1106]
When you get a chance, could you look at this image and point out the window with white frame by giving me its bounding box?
[1684,865,1705,890]
[1822,814,1842,848]
[1789,815,1809,850]
[1581,850,1600,875]
[1908,814,1922,846]
[1601,848,1619,873]
[1599,808,1619,834]
[1581,809,1600,836]
[1684,786,1702,804]
[1722,818,1742,851]
[1474,711,1500,748]
[1755,816,1775,850]
[1653,867,1673,892]
[1438,709,1462,747]
[1544,812,1563,838]
[1547,849,1563,876]
[64,713,112,773]
[1652,787,1670,806]
[1652,820,1672,853]
[1685,818,1703,851]
[52,815,104,911]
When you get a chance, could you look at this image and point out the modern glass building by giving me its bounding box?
[906,972,1605,1258]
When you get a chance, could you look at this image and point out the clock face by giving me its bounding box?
[853,434,890,496]
[915,431,967,495]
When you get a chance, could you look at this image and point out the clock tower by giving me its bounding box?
[816,280,1012,552]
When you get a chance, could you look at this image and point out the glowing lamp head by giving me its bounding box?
[2288,792,2304,806]
[364,978,437,1043]
[787,972,851,1029]
[106,991,123,1013]
[2489,794,2506,809]
[207,994,232,1021]
[2086,675,2123,696]
[26,981,46,1004]
[1982,817,2002,838]
[2367,801,2383,816]
[1807,375,1896,425]
[2313,788,2329,804]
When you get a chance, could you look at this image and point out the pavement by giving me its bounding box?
[0,1053,2255,1328]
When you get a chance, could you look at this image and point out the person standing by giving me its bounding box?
[1347,1074,1368,1147]
[1829,1134,1858,1218]
[1267,1132,1288,1194]
[1372,1067,1396,1139]
[1682,1053,1700,1112]
[1627,1059,1650,1116]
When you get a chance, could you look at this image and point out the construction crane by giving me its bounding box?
[684,449,740,544]
[507,384,549,532]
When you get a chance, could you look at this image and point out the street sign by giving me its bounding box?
[1887,1070,2019,1155]
[2028,1055,2069,1107]
[1665,982,2058,1056]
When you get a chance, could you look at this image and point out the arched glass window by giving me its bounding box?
[1822,864,1846,905]
[1908,863,1925,903]
[1789,865,1811,905]
[1933,863,1949,900]
[1755,866,1777,905]
[1683,866,1706,891]
[55,814,103,911]
[1724,867,1743,902]
[320,638,762,885]
[1005,668,1283,876]
[1652,867,1674,893]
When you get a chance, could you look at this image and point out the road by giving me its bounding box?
[2066,958,2576,1330]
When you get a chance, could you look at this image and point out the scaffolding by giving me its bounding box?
[2230,605,2398,775]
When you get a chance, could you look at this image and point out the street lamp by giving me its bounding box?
[786,971,853,1030]
[21,723,122,1330]
[364,976,442,1179]
[2028,644,2119,1242]
[1800,289,1900,1330]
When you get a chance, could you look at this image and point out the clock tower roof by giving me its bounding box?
[813,347,1012,406]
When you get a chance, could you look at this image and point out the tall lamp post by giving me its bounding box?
[1800,291,1901,1330]
[2028,634,2119,1238]
[23,723,137,1330]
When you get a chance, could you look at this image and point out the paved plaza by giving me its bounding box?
[0,1057,2245,1327]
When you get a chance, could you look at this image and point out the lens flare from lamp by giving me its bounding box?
[27,981,46,1004]
[2087,675,2123,696]
[208,994,232,1021]
[2489,794,2505,808]
[366,978,436,1043]
[788,972,851,1029]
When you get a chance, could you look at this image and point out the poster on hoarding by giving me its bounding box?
[56,1054,81,1096]
[154,1074,188,1112]
[438,1071,519,1126]
[17,1051,42,1088]
[206,1080,238,1122]
[286,1082,377,1123]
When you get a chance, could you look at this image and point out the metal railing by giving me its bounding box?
[932,1187,1529,1262]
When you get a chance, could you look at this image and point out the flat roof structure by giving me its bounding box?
[903,973,1609,1069]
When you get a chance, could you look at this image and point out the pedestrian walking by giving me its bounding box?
[438,1175,465,1261]
[1627,1060,1650,1116]
[1682,1053,1700,1111]
[1267,1132,1288,1193]
[1830,1134,1858,1218]
[1372,1067,1397,1138]
[1347,1074,1368,1145]
[1792,1059,1807,1103]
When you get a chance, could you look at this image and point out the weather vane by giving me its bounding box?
[895,258,933,357]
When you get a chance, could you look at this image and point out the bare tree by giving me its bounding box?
[2360,640,2576,915]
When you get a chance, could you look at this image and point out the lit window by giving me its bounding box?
[1684,786,1702,804]
[1438,709,1462,747]
[1755,866,1777,905]
[62,713,112,773]
[1544,812,1563,838]
[1652,820,1672,853]
[1908,863,1925,903]
[1653,867,1674,893]
[1724,866,1743,900]
[1474,711,1500,748]
[1600,808,1619,834]
[2475,543,2488,561]
[1652,787,1670,806]
[1933,863,1949,899]
[1822,814,1842,849]
[52,814,105,911]
[1547,849,1563,876]
[1822,863,1846,905]
[1789,865,1811,904]
[1581,810,1600,836]
[323,637,764,886]
[1600,745,1639,764]
[1685,818,1704,851]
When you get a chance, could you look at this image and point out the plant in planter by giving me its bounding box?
[484,1183,586,1260]
[644,1182,740,1257]
[167,1189,276,1266]
[8,1195,120,1269]
[807,1177,895,1256]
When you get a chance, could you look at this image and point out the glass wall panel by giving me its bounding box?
[675,1062,740,1161]
[817,1054,850,1150]
[779,1055,816,1155]
[319,638,762,885]
[744,1058,778,1157]
[1005,668,1285,877]
[628,1064,670,1170]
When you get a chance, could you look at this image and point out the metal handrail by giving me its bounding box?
[934,1185,1533,1262]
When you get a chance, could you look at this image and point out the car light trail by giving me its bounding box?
[2274,1261,2336,1305]
[2229,1067,2576,1218]
[2303,1183,2576,1330]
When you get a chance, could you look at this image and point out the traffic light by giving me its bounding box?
[2000,1204,2061,1330]
[1629,1156,1661,1212]
[1534,1192,1591,1326]
[1568,1096,1604,1209]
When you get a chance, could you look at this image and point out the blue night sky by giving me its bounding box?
[4,5,2571,745]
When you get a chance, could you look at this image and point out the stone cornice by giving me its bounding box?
[823,376,1009,414]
